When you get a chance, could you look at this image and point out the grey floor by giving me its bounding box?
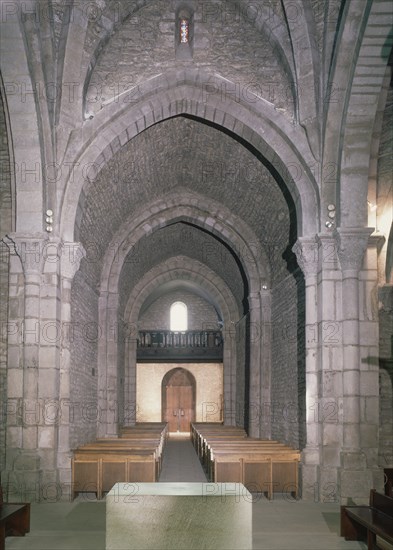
[5,435,372,550]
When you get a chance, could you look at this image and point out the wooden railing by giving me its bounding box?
[137,330,223,362]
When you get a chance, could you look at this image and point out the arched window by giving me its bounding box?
[180,18,189,43]
[170,302,188,331]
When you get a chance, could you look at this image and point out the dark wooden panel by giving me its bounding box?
[243,462,271,494]
[272,462,298,494]
[73,461,99,495]
[102,462,127,492]
[215,462,242,483]
[128,461,155,482]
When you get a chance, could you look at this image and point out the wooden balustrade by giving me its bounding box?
[137,330,223,362]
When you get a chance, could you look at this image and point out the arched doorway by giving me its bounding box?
[162,368,196,432]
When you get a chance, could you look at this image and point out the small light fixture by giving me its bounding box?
[261,283,268,290]
[367,200,377,212]
[45,209,54,233]
[325,204,336,229]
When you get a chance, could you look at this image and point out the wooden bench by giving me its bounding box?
[341,489,393,549]
[191,423,300,499]
[72,423,167,500]
[0,486,30,550]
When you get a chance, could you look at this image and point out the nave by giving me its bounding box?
[6,435,370,550]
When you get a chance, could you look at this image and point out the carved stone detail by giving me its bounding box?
[2,233,48,275]
[292,236,318,277]
[61,242,85,280]
[334,228,374,272]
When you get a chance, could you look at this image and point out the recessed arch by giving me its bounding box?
[323,0,392,226]
[99,191,269,296]
[58,72,320,241]
[96,255,241,434]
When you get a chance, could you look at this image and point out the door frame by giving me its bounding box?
[161,367,196,428]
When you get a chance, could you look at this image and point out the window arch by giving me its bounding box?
[170,301,188,331]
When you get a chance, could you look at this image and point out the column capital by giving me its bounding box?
[3,233,48,275]
[334,227,374,272]
[292,236,318,277]
[60,242,85,280]
[368,231,385,252]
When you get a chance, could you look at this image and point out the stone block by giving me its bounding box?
[364,397,379,424]
[343,424,361,449]
[23,424,39,448]
[7,367,23,397]
[13,451,41,471]
[360,371,379,396]
[322,444,341,467]
[319,467,339,502]
[342,371,359,396]
[342,396,360,422]
[39,345,58,367]
[7,427,22,448]
[106,483,252,550]
[341,451,367,470]
[322,424,341,447]
[360,424,378,448]
[300,464,318,500]
[38,368,59,398]
[7,346,22,368]
[339,469,373,503]
[38,426,56,449]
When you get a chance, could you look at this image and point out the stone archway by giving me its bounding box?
[115,256,241,436]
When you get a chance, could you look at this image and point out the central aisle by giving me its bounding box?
[159,434,208,482]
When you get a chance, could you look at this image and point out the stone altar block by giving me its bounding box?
[106,482,252,550]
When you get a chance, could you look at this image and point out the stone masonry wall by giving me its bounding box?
[138,290,219,330]
[0,89,12,473]
[378,84,393,468]
[271,270,306,450]
[88,0,294,117]
[69,270,99,448]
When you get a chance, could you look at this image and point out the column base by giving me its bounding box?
[3,451,43,503]
[300,447,320,500]
[339,451,384,504]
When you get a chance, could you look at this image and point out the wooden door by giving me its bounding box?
[178,386,192,432]
[165,385,193,432]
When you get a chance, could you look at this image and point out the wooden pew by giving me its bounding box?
[191,423,300,499]
[0,486,30,550]
[341,489,393,549]
[213,448,300,499]
[72,448,157,499]
[72,424,167,500]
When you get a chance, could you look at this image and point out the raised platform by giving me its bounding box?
[106,482,252,550]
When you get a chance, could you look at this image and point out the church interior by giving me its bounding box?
[0,0,392,548]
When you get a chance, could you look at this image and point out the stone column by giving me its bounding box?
[260,287,272,439]
[4,234,47,501]
[248,292,262,438]
[97,291,109,436]
[292,236,319,500]
[124,336,137,427]
[57,242,85,496]
[335,227,377,503]
[104,292,120,437]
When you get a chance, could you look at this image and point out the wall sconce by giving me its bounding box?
[325,204,336,229]
[367,200,377,212]
[45,209,53,232]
